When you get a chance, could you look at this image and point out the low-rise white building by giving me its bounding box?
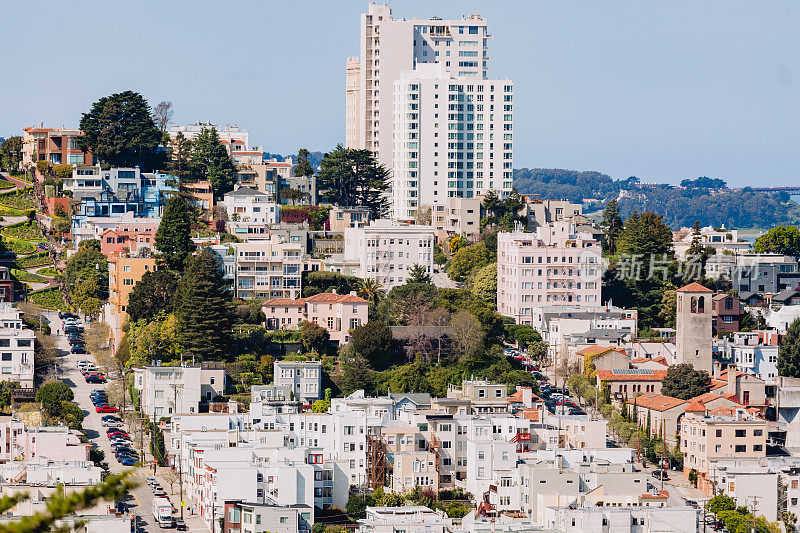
[224,187,281,225]
[134,364,226,419]
[359,506,453,533]
[0,304,34,388]
[273,361,323,404]
[344,220,435,289]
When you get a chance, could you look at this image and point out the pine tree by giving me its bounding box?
[176,248,233,360]
[190,127,237,197]
[779,318,800,378]
[294,148,314,177]
[169,131,193,184]
[601,199,624,254]
[155,195,195,271]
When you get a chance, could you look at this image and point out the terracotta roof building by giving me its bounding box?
[262,291,368,344]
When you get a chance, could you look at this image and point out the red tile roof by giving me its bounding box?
[718,370,763,382]
[507,387,542,403]
[262,298,303,307]
[577,346,627,357]
[677,282,712,293]
[685,401,707,412]
[627,393,686,411]
[519,409,540,422]
[595,369,668,382]
[304,292,367,304]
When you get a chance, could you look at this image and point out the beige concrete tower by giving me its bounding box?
[675,282,713,373]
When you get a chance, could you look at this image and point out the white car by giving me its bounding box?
[102,420,123,428]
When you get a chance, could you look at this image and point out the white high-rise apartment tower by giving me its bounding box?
[346,3,512,221]
[392,64,513,221]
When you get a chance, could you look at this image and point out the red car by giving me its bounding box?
[95,405,118,413]
[108,431,129,438]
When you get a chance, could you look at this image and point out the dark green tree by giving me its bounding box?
[294,148,314,177]
[617,211,674,258]
[601,199,624,255]
[754,225,800,258]
[169,131,193,183]
[779,318,800,378]
[176,249,233,360]
[150,424,167,466]
[350,321,395,370]
[281,187,309,205]
[126,269,180,322]
[300,321,330,355]
[317,144,389,216]
[155,195,195,271]
[345,492,375,520]
[77,90,162,168]
[0,136,23,171]
[64,241,108,301]
[190,127,237,197]
[408,264,432,284]
[337,355,375,396]
[660,364,711,400]
[59,401,85,430]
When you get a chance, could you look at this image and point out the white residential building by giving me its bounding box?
[232,238,303,299]
[133,364,226,418]
[224,187,281,225]
[273,361,323,404]
[391,64,513,221]
[544,506,698,533]
[359,506,453,533]
[0,304,34,388]
[346,3,491,165]
[344,220,435,289]
[497,221,603,325]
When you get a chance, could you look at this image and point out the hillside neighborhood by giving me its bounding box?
[0,3,798,533]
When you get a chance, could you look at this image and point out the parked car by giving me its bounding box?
[96,405,118,413]
[71,345,86,354]
[59,312,79,320]
[651,470,669,481]
[86,375,106,384]
[175,519,187,531]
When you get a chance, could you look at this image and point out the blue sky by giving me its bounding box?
[1,1,798,186]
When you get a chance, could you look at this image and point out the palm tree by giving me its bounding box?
[357,277,385,308]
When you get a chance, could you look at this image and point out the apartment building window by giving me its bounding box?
[344,426,354,435]
[154,390,164,399]
[716,429,722,437]
[735,430,746,437]
[0,340,8,348]
[0,354,10,362]
[17,340,30,347]
[754,429,763,436]
[327,317,335,330]
[735,445,746,453]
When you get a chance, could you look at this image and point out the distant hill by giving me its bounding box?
[263,151,324,170]
[513,168,800,229]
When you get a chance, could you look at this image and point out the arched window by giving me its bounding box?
[698,296,705,313]
[691,296,698,313]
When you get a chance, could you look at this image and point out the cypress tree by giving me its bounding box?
[779,318,800,378]
[176,248,233,361]
[155,195,195,271]
[600,199,624,255]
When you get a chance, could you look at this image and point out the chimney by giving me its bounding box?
[331,289,337,294]
[350,291,357,297]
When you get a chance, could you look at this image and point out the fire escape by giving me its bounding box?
[510,431,531,453]
[366,430,388,489]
